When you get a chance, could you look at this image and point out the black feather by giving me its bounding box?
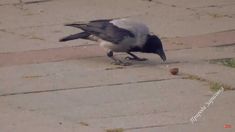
[59,32,90,42]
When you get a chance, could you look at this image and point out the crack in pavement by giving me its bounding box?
[22,0,53,5]
[0,78,177,97]
[124,122,189,131]
[212,43,235,47]
[0,0,53,6]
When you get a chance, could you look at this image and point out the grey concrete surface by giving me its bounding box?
[1,0,235,52]
[0,0,235,132]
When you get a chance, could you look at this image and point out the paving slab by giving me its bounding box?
[0,30,235,67]
[125,91,235,132]
[1,0,235,53]
[0,104,104,132]
[1,43,234,96]
[0,79,213,131]
[172,62,235,88]
[0,58,177,96]
[0,0,235,132]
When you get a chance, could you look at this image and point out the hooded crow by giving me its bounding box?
[60,18,166,65]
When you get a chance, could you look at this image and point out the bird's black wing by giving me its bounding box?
[59,32,90,42]
[65,19,135,44]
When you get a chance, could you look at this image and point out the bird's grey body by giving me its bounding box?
[60,18,166,65]
[87,19,149,52]
[108,19,149,51]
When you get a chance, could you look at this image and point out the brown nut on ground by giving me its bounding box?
[170,68,179,75]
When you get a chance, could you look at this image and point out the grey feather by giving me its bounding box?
[65,19,135,44]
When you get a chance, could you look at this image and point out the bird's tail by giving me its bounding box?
[59,32,90,42]
[65,23,85,28]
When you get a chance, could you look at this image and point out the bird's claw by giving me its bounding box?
[125,56,148,61]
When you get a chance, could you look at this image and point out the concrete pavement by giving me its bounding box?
[0,0,235,132]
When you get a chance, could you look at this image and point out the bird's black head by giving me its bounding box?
[142,34,166,61]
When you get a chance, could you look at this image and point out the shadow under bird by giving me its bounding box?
[59,18,166,65]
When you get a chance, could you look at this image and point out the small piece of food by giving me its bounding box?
[170,68,179,75]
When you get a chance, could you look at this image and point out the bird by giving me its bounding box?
[59,18,166,65]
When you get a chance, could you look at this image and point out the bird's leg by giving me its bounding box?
[107,51,131,66]
[125,52,147,61]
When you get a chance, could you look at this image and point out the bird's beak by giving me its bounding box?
[155,49,166,61]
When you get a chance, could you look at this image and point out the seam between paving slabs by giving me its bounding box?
[0,78,178,97]
[104,122,189,132]
[123,122,189,131]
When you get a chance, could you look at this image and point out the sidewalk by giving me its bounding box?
[0,0,235,132]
